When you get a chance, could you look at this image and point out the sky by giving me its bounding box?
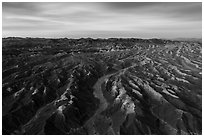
[2,2,202,39]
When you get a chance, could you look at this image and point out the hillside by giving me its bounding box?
[2,37,202,135]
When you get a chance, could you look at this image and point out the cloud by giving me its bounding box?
[102,2,201,21]
[2,2,202,38]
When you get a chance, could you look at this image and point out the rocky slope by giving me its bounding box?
[2,37,202,134]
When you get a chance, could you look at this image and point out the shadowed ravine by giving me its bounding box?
[84,73,111,134]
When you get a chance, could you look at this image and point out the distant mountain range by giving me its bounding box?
[168,38,202,43]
